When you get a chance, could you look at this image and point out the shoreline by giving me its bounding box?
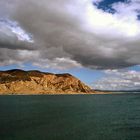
[0,91,138,96]
[1,92,131,96]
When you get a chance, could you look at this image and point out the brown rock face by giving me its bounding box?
[0,69,93,95]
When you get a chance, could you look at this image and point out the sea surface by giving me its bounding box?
[0,93,140,140]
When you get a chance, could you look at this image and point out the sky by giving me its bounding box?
[0,0,140,90]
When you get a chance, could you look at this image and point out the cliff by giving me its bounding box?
[0,69,93,95]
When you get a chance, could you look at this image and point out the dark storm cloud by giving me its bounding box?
[0,32,34,50]
[0,18,34,50]
[0,0,140,69]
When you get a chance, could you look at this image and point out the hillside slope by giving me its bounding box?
[0,69,93,94]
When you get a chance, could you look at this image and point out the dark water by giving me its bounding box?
[0,93,140,140]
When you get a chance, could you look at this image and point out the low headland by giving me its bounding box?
[0,69,104,95]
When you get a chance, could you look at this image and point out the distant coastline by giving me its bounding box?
[95,89,140,93]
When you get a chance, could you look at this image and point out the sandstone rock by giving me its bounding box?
[0,69,93,95]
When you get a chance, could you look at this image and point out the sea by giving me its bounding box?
[0,93,140,140]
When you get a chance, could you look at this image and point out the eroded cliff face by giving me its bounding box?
[0,69,93,94]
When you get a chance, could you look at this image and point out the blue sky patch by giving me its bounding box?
[137,15,140,20]
[93,0,129,14]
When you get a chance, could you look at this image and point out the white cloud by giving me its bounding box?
[83,1,140,37]
[32,57,82,70]
[93,68,140,90]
